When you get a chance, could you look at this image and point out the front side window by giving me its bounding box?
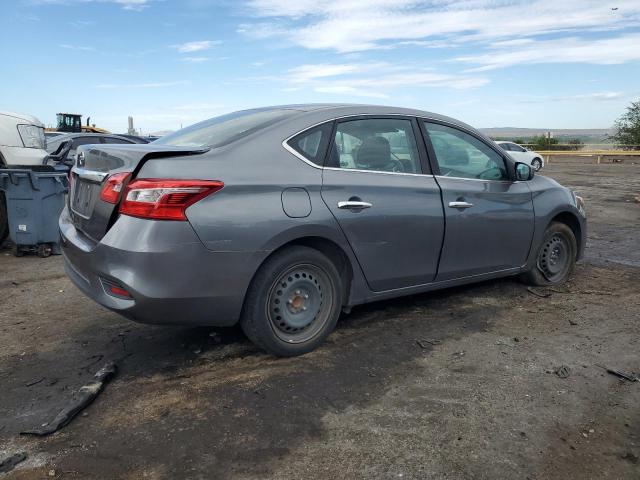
[155,108,297,148]
[423,122,508,181]
[508,142,525,152]
[331,118,421,174]
[17,124,46,149]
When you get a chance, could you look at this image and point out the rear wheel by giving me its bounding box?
[531,158,543,171]
[240,246,343,357]
[522,222,576,286]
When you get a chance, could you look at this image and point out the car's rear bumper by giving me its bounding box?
[59,206,268,326]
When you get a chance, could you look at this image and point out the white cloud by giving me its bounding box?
[59,44,95,51]
[457,34,640,71]
[29,0,153,11]
[181,56,211,63]
[521,91,626,103]
[282,62,488,98]
[115,0,151,10]
[241,0,640,54]
[172,40,221,53]
[95,81,190,89]
[314,85,389,99]
[69,20,95,28]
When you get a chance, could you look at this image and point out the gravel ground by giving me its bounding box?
[0,163,639,479]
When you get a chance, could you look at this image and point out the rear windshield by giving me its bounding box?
[153,109,297,148]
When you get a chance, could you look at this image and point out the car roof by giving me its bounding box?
[233,104,489,145]
[0,111,44,127]
[255,104,480,132]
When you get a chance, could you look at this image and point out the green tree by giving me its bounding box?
[610,100,640,150]
[532,135,559,150]
[567,138,583,151]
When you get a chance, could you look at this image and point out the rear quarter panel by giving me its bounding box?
[137,133,370,306]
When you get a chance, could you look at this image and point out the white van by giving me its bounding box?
[0,111,48,167]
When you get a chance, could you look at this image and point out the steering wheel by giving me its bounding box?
[387,158,405,173]
[475,167,501,180]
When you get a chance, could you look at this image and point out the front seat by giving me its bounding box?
[356,136,391,170]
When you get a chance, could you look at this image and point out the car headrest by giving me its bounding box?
[356,136,390,168]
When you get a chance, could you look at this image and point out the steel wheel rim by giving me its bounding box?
[266,263,334,344]
[532,159,542,171]
[538,233,570,282]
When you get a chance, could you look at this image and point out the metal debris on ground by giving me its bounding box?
[0,452,27,474]
[25,377,45,387]
[416,339,441,349]
[555,365,571,378]
[595,364,638,382]
[527,287,552,298]
[21,362,117,436]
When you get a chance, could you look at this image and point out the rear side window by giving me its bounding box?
[74,137,102,147]
[287,122,333,166]
[155,108,297,148]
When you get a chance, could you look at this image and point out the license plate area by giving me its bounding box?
[71,178,99,219]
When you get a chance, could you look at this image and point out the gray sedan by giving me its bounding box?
[60,105,586,356]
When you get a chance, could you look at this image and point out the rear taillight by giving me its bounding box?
[119,179,224,221]
[100,172,131,204]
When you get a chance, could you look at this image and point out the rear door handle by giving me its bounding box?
[338,201,373,210]
[448,201,473,209]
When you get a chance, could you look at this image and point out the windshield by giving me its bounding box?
[154,108,298,148]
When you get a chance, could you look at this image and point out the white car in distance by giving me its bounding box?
[496,141,544,171]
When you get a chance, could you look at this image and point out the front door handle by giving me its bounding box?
[338,200,373,210]
[448,201,473,209]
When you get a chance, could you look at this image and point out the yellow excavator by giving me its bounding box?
[47,113,110,134]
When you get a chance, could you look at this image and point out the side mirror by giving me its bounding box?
[515,162,534,181]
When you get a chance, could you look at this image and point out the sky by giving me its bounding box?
[1,0,639,134]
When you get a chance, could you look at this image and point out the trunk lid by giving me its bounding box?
[69,144,208,242]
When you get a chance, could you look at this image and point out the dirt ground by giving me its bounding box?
[1,163,639,479]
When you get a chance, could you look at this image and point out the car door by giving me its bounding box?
[421,121,534,281]
[320,117,445,292]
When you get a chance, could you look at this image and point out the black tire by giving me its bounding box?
[522,222,577,286]
[240,246,343,357]
[531,158,543,171]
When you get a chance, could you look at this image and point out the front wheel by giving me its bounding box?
[522,222,577,286]
[531,158,543,171]
[240,246,343,357]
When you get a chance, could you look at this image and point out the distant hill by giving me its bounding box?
[480,127,613,141]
